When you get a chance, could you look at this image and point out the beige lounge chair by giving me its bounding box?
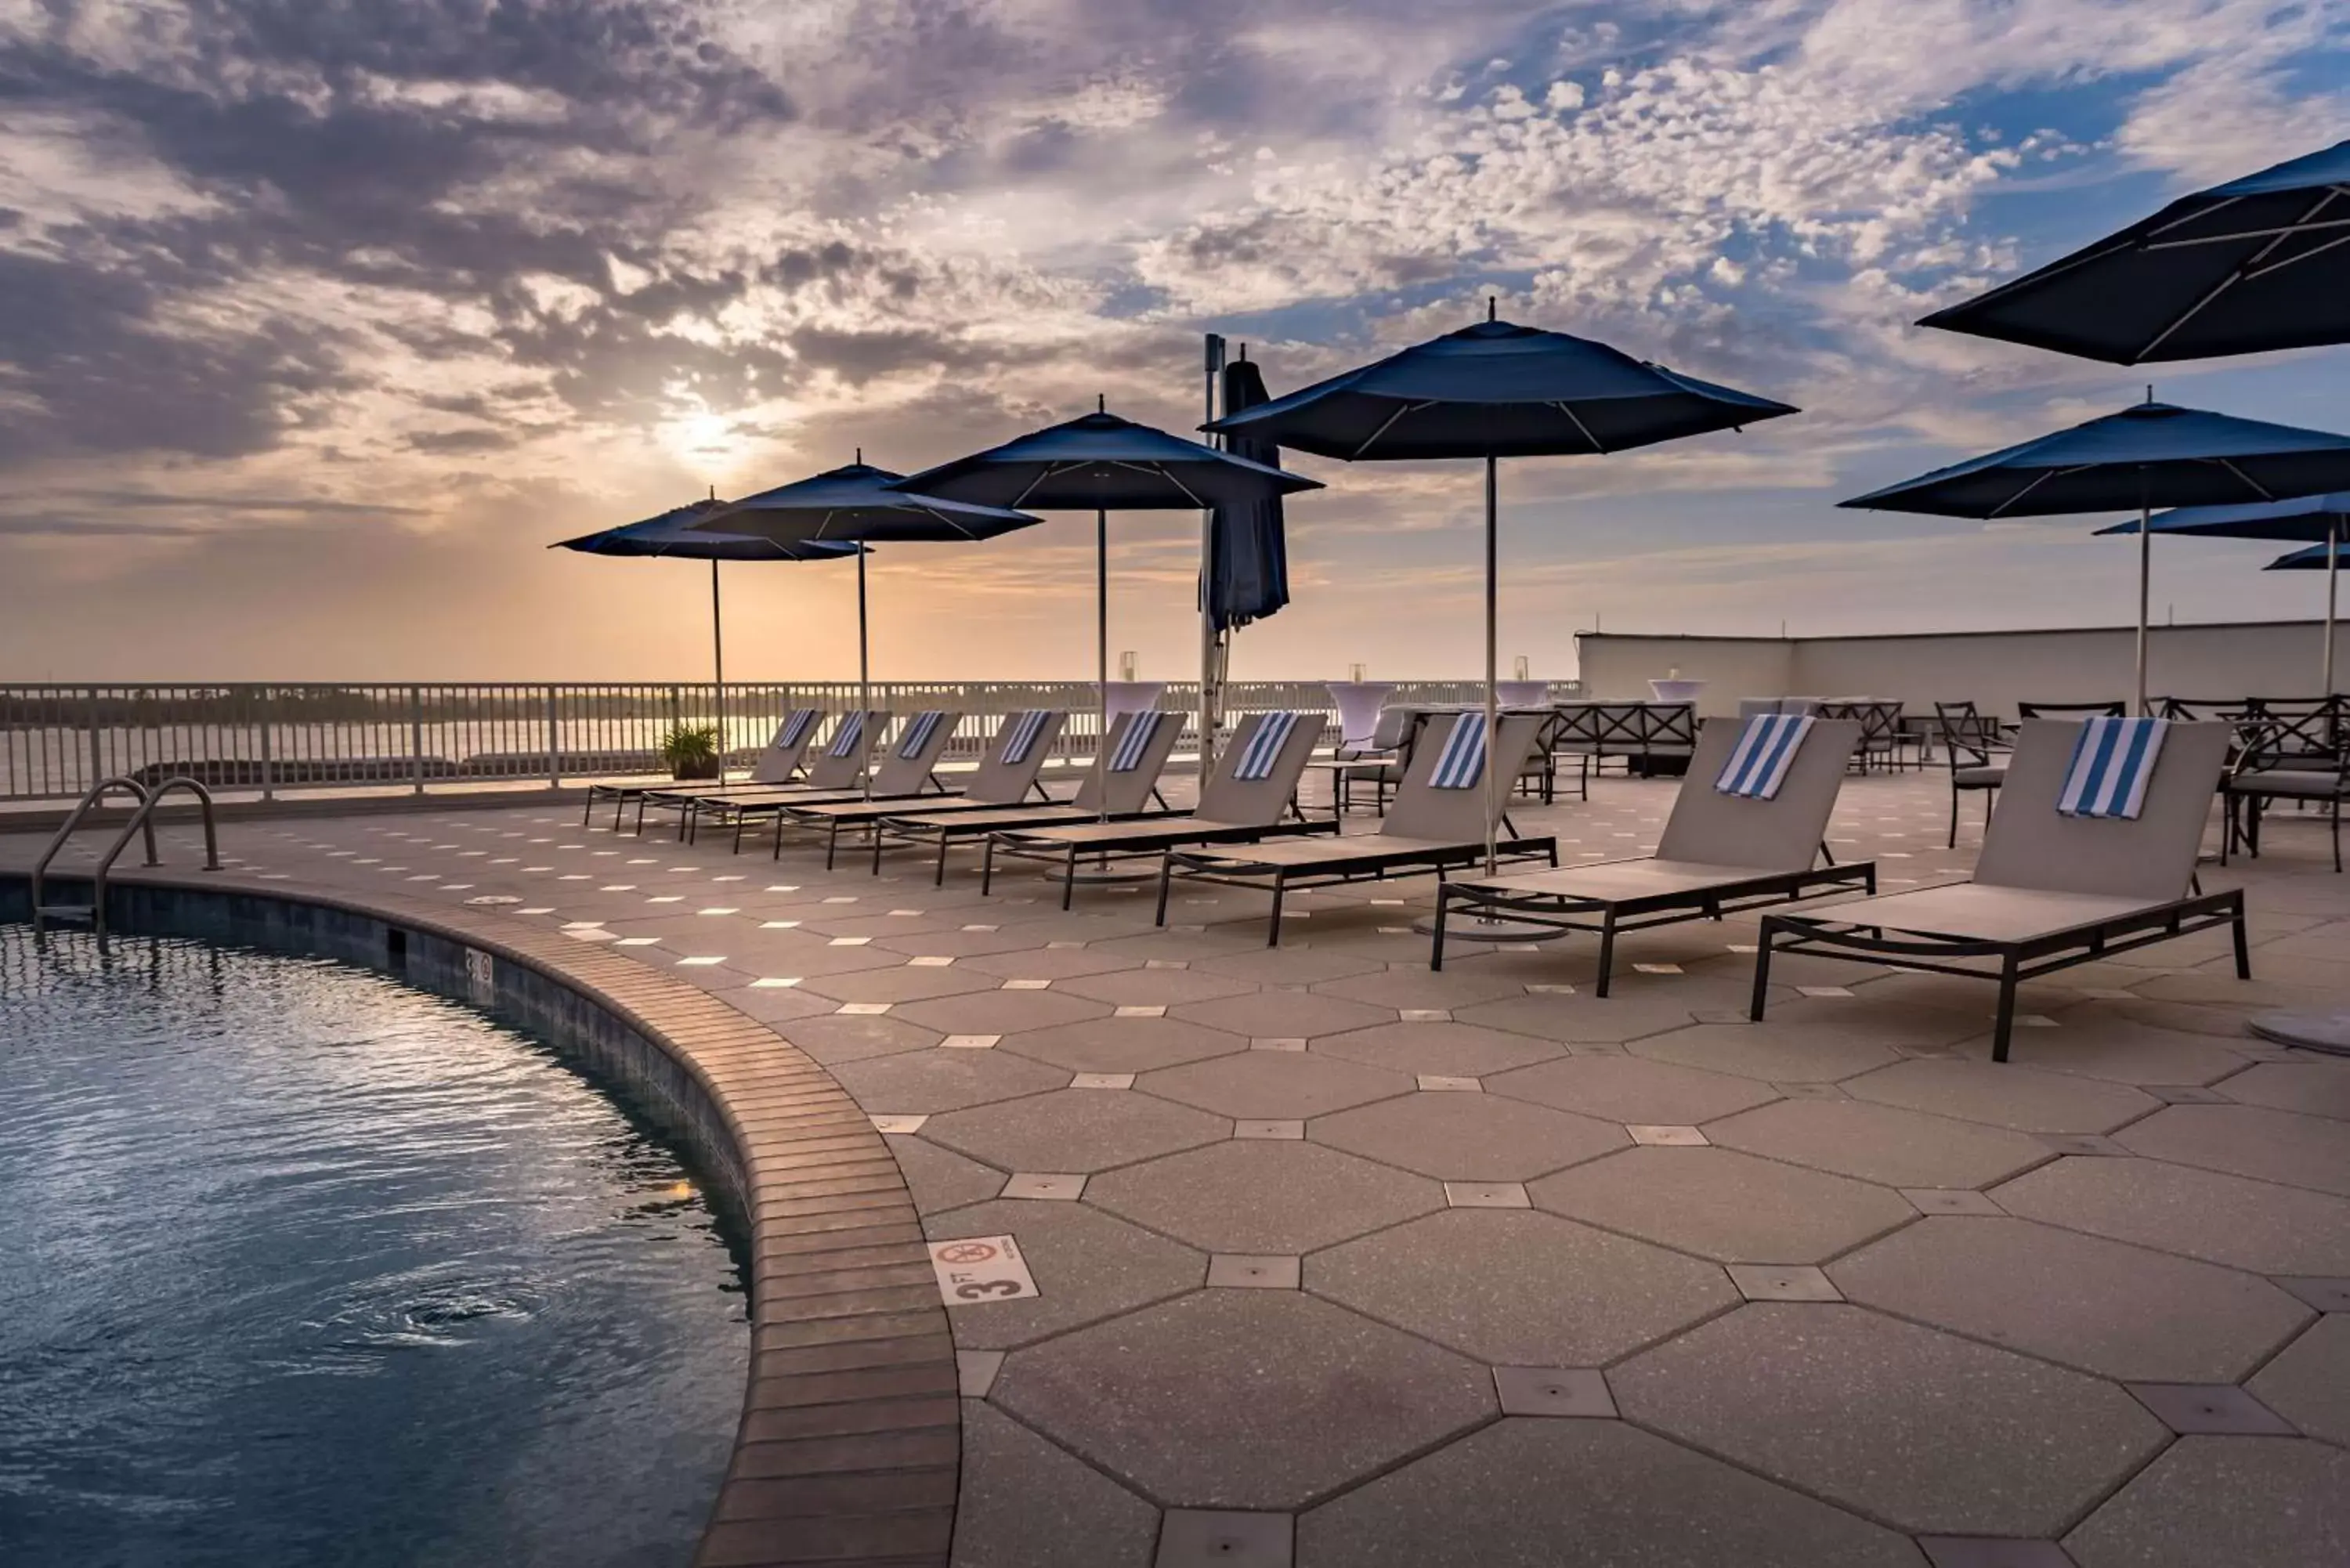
[872,707,1186,883]
[1161,711,1556,945]
[779,710,1071,868]
[986,710,1334,907]
[663,710,891,844]
[591,708,826,829]
[731,710,964,854]
[1752,720,2244,1061]
[1435,718,1874,993]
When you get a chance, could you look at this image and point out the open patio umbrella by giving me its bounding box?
[553,501,861,783]
[1842,400,2350,713]
[895,406,1321,822]
[687,457,1043,793]
[2099,493,2350,694]
[1206,309,1796,917]
[1918,139,2350,363]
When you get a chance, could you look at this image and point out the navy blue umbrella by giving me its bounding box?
[898,407,1321,818]
[1842,400,2350,710]
[555,501,862,782]
[2101,494,2350,693]
[1919,139,2350,364]
[1208,309,1796,879]
[1209,356,1292,633]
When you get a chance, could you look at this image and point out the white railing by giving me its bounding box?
[0,680,1579,804]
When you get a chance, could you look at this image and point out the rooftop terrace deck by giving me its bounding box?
[9,764,2348,1566]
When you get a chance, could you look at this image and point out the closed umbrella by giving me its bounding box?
[1918,139,2350,363]
[2100,493,2350,694]
[1842,400,2350,712]
[896,406,1321,822]
[687,457,1042,794]
[1207,308,1796,924]
[553,502,861,783]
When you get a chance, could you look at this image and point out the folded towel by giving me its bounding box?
[1429,712,1488,789]
[1108,710,1167,773]
[1716,714,1814,800]
[898,710,947,760]
[1232,711,1301,782]
[778,709,818,748]
[1000,709,1052,766]
[826,712,867,758]
[2059,717,2167,820]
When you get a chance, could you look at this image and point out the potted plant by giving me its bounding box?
[658,722,723,781]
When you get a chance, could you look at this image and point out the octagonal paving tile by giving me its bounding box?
[1485,1053,1780,1125]
[1983,1020,2256,1086]
[2218,1060,2350,1122]
[1307,1209,1736,1366]
[1708,1098,2052,1189]
[1298,1418,1924,1568]
[1311,1092,1627,1181]
[1992,1156,2350,1277]
[993,1290,1493,1509]
[1052,967,1258,1009]
[1632,1023,1904,1085]
[723,983,855,1028]
[1087,1140,1442,1255]
[1830,1216,2311,1382]
[959,945,1145,981]
[892,988,1112,1036]
[2099,994,2255,1039]
[1531,1147,1916,1265]
[1195,946,1386,985]
[1612,1304,2167,1537]
[829,1047,1070,1115]
[1741,992,1987,1051]
[1086,929,1267,963]
[1173,989,1396,1039]
[2116,1103,2350,1196]
[870,924,1067,959]
[795,964,1006,1006]
[924,1089,1227,1174]
[924,1198,1206,1349]
[1140,1050,1414,1120]
[950,1400,1159,1568]
[887,1132,1008,1215]
[998,1016,1249,1075]
[1842,1057,2162,1135]
[2247,1314,2350,1447]
[1314,1021,1564,1078]
[1454,991,1705,1045]
[2063,1436,2350,1568]
[1316,968,1530,1012]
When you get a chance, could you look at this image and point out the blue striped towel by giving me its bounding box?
[1108,710,1166,773]
[1716,714,1814,800]
[2058,717,2167,820]
[898,710,946,760]
[1428,712,1488,789]
[1232,711,1300,781]
[779,708,818,748]
[1000,710,1051,766]
[826,712,867,758]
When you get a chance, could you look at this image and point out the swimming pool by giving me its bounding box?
[0,926,747,1567]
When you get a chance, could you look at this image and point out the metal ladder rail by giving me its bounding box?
[88,778,222,941]
[31,777,153,933]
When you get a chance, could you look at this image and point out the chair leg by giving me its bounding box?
[1266,871,1286,947]
[1991,957,2019,1064]
[1948,787,1959,849]
[1153,853,1173,927]
[2334,799,2341,874]
[934,834,949,886]
[1596,911,1618,999]
[1430,888,1450,972]
[825,820,841,871]
[981,836,996,894]
[1061,847,1077,911]
[2232,901,2252,979]
[1748,920,1776,1021]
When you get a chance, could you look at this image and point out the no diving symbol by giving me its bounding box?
[937,1241,998,1265]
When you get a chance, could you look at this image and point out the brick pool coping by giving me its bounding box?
[0,865,958,1568]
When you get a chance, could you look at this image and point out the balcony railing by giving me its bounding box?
[0,680,1580,804]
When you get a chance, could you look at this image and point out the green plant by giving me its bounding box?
[658,722,722,775]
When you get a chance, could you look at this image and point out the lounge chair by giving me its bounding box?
[870,707,1186,883]
[1159,710,1556,946]
[732,709,964,854]
[986,710,1335,907]
[1751,719,2244,1062]
[2222,712,2349,872]
[650,710,888,844]
[585,707,824,829]
[1432,717,1875,993]
[776,710,1071,868]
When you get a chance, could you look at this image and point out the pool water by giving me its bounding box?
[0,927,748,1567]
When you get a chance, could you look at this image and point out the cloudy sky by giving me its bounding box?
[0,0,2343,684]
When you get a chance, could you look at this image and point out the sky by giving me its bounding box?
[0,0,2345,685]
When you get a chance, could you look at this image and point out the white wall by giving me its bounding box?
[1577,620,2341,719]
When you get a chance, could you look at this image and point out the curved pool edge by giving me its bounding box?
[0,867,959,1568]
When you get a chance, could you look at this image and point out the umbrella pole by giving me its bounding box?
[712,560,728,786]
[1484,454,1500,876]
[2328,519,2340,699]
[1097,507,1110,824]
[2135,505,2151,717]
[858,547,873,800]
